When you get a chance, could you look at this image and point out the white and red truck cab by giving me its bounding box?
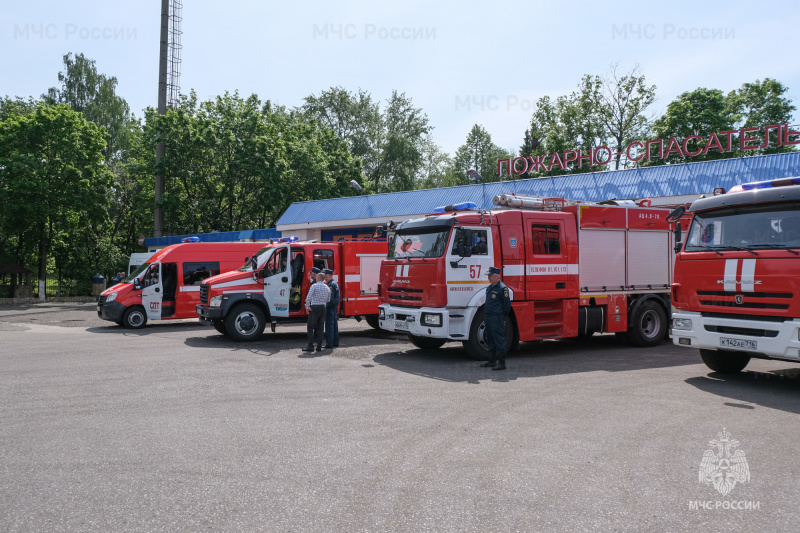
[670,177,800,373]
[195,240,386,341]
[378,195,678,359]
[97,242,264,328]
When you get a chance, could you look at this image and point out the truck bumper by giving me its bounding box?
[378,304,474,340]
[670,310,800,361]
[196,304,224,322]
[97,300,126,322]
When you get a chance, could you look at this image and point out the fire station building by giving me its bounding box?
[276,152,800,241]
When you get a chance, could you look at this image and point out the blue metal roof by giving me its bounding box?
[145,228,281,248]
[277,152,800,225]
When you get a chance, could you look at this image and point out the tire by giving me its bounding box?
[462,308,513,361]
[408,334,447,350]
[626,299,667,347]
[225,303,266,342]
[365,315,381,330]
[121,306,147,329]
[700,349,751,373]
[212,319,227,335]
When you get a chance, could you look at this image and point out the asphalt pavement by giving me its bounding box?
[1,303,798,532]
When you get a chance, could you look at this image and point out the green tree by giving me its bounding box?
[449,124,512,185]
[726,78,796,154]
[376,91,432,192]
[593,65,656,169]
[652,88,734,164]
[0,104,113,300]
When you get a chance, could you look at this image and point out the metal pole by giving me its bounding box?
[154,0,169,237]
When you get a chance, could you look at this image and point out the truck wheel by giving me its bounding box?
[462,308,513,361]
[225,303,266,342]
[626,300,667,347]
[365,315,381,330]
[121,306,147,329]
[700,349,751,373]
[408,335,447,350]
[212,319,227,335]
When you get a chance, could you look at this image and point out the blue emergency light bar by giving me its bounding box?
[433,202,478,214]
[279,236,299,243]
[729,177,800,193]
[181,236,201,243]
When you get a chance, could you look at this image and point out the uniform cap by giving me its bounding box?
[310,267,321,274]
[323,269,334,275]
[486,266,502,276]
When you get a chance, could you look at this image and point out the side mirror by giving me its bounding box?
[457,245,472,257]
[674,221,683,253]
[134,281,142,290]
[666,205,686,224]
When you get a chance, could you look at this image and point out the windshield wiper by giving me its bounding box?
[691,246,723,256]
[748,243,800,255]
[727,246,758,255]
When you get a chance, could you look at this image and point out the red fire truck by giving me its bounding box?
[195,240,386,341]
[377,195,677,359]
[669,177,800,373]
[97,242,265,328]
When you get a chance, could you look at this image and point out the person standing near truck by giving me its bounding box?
[303,271,330,352]
[323,268,340,348]
[480,266,511,371]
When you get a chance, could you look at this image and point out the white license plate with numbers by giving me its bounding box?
[720,337,757,351]
[395,320,409,331]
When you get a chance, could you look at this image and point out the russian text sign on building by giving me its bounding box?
[498,123,800,177]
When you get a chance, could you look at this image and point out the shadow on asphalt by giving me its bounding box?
[685,367,800,414]
[86,322,205,336]
[372,334,700,384]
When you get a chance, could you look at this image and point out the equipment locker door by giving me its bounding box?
[141,263,163,320]
[525,220,570,300]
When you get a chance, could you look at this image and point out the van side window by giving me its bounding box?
[313,249,334,271]
[183,262,221,285]
[531,224,561,254]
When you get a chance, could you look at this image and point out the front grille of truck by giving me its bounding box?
[98,295,107,307]
[697,290,792,311]
[387,287,423,302]
[200,284,209,305]
[704,325,780,338]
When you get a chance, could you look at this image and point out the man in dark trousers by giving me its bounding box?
[323,268,340,348]
[302,270,330,352]
[480,266,512,370]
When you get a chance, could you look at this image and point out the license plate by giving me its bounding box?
[720,337,757,351]
[395,320,409,331]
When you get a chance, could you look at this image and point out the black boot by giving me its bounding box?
[480,352,496,367]
[492,353,506,370]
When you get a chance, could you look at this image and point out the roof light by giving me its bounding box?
[181,236,201,243]
[433,202,478,213]
[280,236,299,243]
[729,177,800,193]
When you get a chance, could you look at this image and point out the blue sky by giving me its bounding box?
[2,0,799,154]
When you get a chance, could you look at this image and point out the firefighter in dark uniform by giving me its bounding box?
[323,268,340,348]
[480,266,512,370]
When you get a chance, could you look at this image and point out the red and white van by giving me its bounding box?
[97,242,265,328]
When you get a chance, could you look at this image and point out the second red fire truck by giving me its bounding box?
[377,195,678,359]
[196,239,386,341]
[670,177,800,373]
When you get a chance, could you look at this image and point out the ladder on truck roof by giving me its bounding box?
[492,193,648,211]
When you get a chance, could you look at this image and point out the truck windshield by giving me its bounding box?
[388,229,451,258]
[240,246,274,271]
[685,203,800,252]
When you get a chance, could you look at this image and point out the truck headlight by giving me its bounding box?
[209,295,223,308]
[421,313,442,327]
[672,318,692,330]
[106,292,118,302]
[379,307,385,319]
